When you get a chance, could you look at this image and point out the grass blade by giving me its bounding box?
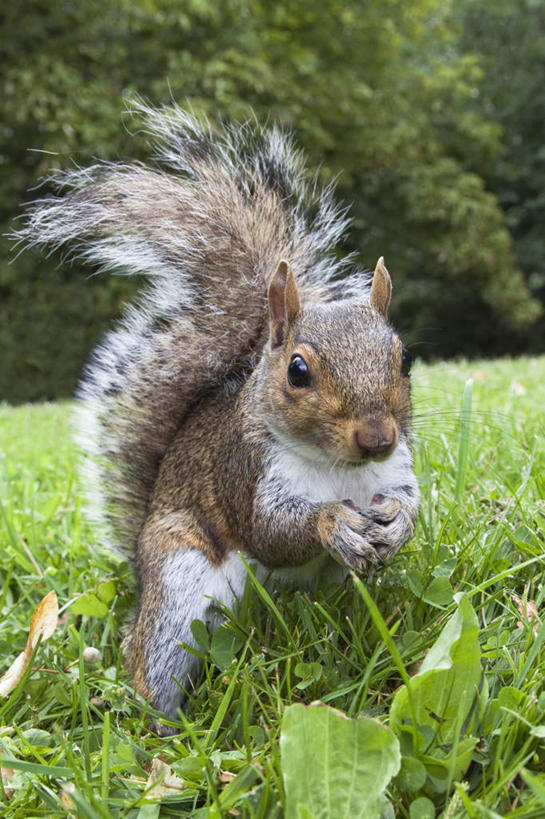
[455,378,473,499]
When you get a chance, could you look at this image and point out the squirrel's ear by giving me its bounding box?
[369,256,392,317]
[268,260,301,349]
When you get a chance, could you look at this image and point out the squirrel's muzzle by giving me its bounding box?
[351,416,398,461]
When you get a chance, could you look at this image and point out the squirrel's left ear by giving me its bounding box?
[369,256,392,317]
[268,260,301,349]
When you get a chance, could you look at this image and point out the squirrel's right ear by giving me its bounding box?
[268,260,301,349]
[369,256,392,317]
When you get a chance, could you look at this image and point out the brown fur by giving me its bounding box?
[17,107,418,728]
[126,264,416,710]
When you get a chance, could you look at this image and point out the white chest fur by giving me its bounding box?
[266,438,412,509]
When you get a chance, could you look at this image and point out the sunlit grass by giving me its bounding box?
[0,357,544,816]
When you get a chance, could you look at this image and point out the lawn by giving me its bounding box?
[0,356,544,817]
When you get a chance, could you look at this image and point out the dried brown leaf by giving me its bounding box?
[145,757,184,800]
[59,783,76,811]
[512,593,541,635]
[0,756,15,800]
[0,590,59,698]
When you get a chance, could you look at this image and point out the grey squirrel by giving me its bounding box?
[19,103,419,734]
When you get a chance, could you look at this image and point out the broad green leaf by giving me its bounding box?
[248,725,265,747]
[210,626,244,670]
[400,631,421,652]
[498,686,529,712]
[115,742,135,764]
[21,729,51,747]
[394,755,427,791]
[420,736,478,789]
[390,596,485,786]
[70,593,108,618]
[481,699,500,735]
[407,569,424,598]
[422,576,454,608]
[409,796,435,819]
[280,703,400,819]
[136,805,160,819]
[432,558,457,578]
[96,580,116,604]
[20,729,53,757]
[190,618,210,652]
[172,756,204,783]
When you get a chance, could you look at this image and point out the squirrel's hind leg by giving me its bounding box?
[126,523,248,734]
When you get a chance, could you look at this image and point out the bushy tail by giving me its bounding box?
[16,102,369,558]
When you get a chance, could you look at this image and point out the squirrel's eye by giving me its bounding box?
[401,347,412,377]
[288,354,310,388]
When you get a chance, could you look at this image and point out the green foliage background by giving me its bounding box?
[1,0,544,402]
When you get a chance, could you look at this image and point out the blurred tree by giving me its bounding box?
[1,0,541,401]
[1,0,145,401]
[458,0,545,352]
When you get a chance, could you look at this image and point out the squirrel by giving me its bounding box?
[18,103,419,734]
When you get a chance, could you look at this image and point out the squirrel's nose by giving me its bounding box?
[353,418,397,460]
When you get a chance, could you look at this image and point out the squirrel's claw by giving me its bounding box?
[319,498,413,570]
[318,501,385,572]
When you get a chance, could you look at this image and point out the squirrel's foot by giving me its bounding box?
[316,501,383,573]
[155,720,180,738]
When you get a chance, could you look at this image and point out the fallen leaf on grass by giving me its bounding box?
[0,752,16,800]
[0,590,58,697]
[512,593,541,635]
[145,757,185,799]
[59,783,76,810]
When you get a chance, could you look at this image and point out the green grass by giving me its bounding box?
[0,356,544,817]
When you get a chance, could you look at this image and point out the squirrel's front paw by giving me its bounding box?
[369,493,402,524]
[316,501,382,572]
[364,494,415,560]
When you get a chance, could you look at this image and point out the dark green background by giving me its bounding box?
[2,0,544,402]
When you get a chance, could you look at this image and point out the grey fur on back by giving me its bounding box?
[16,102,370,558]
